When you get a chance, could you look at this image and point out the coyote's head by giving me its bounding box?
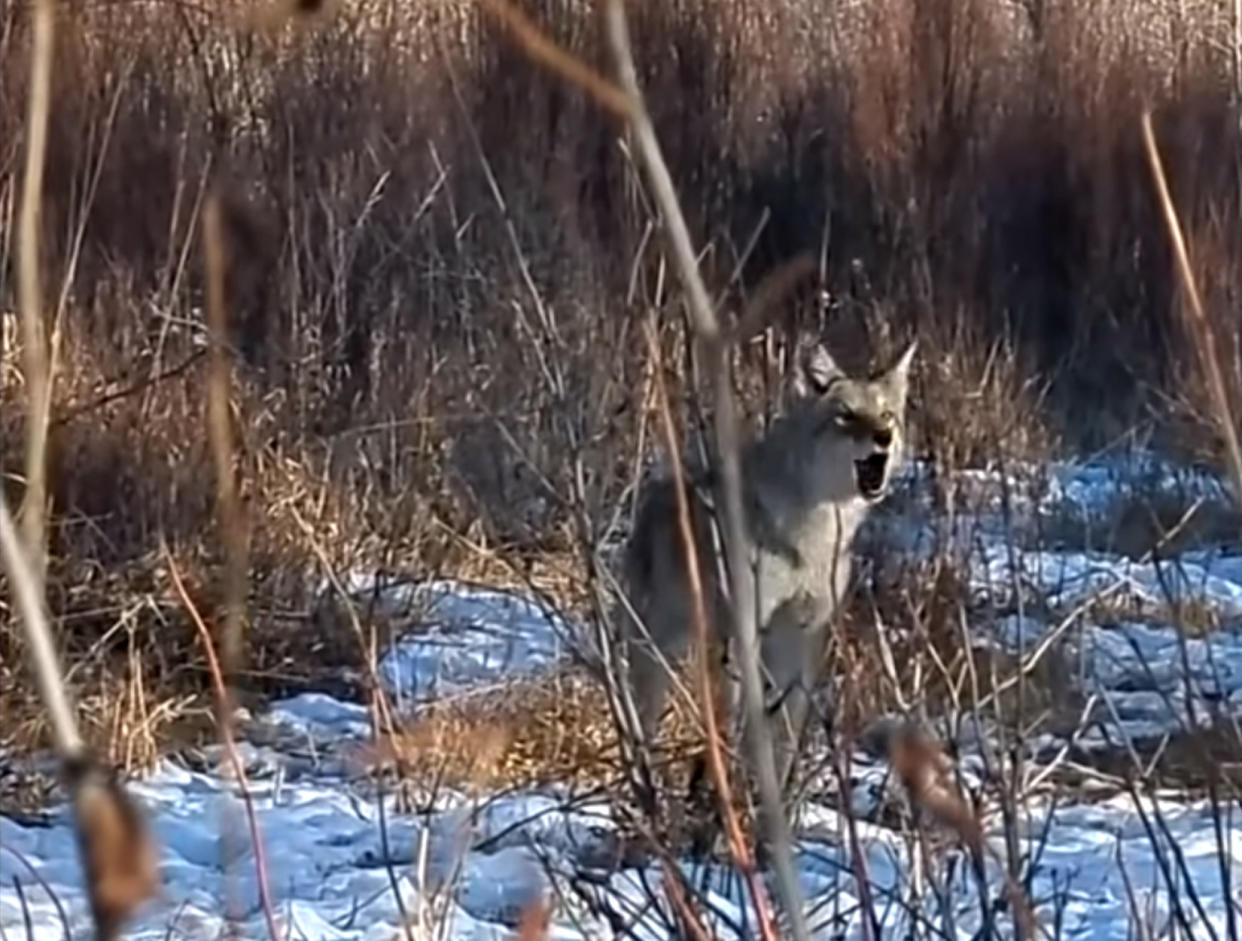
[786,339,916,505]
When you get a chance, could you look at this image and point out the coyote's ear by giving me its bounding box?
[882,340,917,402]
[794,342,843,397]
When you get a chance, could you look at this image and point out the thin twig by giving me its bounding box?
[0,493,80,754]
[288,507,401,742]
[51,350,207,429]
[4,10,166,921]
[164,546,281,941]
[16,0,54,577]
[477,0,635,120]
[729,252,818,346]
[0,844,72,941]
[1141,110,1242,518]
[1,492,159,939]
[602,3,810,936]
[286,510,414,939]
[645,321,780,941]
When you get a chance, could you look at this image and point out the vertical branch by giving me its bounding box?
[17,0,55,578]
[202,192,248,685]
[1141,112,1242,517]
[1234,0,1242,106]
[165,548,280,941]
[202,190,256,932]
[603,3,809,937]
[7,9,158,936]
[645,321,779,941]
[0,494,79,755]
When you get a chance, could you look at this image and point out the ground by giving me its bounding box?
[3,452,1242,939]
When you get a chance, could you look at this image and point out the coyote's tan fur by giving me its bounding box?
[617,338,915,783]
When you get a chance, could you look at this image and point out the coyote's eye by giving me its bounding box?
[834,409,860,430]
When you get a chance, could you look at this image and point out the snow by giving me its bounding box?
[4,452,1242,939]
[344,578,574,704]
[969,543,1242,618]
[1,756,615,940]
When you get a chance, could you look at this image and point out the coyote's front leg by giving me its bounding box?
[754,594,831,799]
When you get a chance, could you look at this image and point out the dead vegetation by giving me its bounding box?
[367,665,727,794]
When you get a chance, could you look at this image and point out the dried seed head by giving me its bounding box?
[875,721,983,854]
[866,721,1040,935]
[66,755,160,940]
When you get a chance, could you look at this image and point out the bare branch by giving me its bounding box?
[0,492,79,754]
[729,252,818,346]
[165,545,281,941]
[202,189,266,937]
[17,0,55,578]
[602,3,810,936]
[645,320,780,941]
[202,191,248,676]
[478,0,635,120]
[1141,110,1242,520]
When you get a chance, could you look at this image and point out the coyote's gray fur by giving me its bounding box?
[617,338,915,782]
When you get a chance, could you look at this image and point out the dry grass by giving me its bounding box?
[368,662,756,792]
[367,668,627,792]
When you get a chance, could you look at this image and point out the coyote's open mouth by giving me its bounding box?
[854,453,890,501]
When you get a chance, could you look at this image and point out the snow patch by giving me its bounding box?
[366,579,573,702]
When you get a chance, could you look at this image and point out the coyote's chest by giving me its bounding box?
[749,498,865,628]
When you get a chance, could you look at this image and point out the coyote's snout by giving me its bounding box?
[849,407,899,501]
[616,336,915,788]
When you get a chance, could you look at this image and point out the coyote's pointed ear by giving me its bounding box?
[882,340,917,402]
[794,342,843,397]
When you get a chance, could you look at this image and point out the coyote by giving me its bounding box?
[617,338,915,784]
